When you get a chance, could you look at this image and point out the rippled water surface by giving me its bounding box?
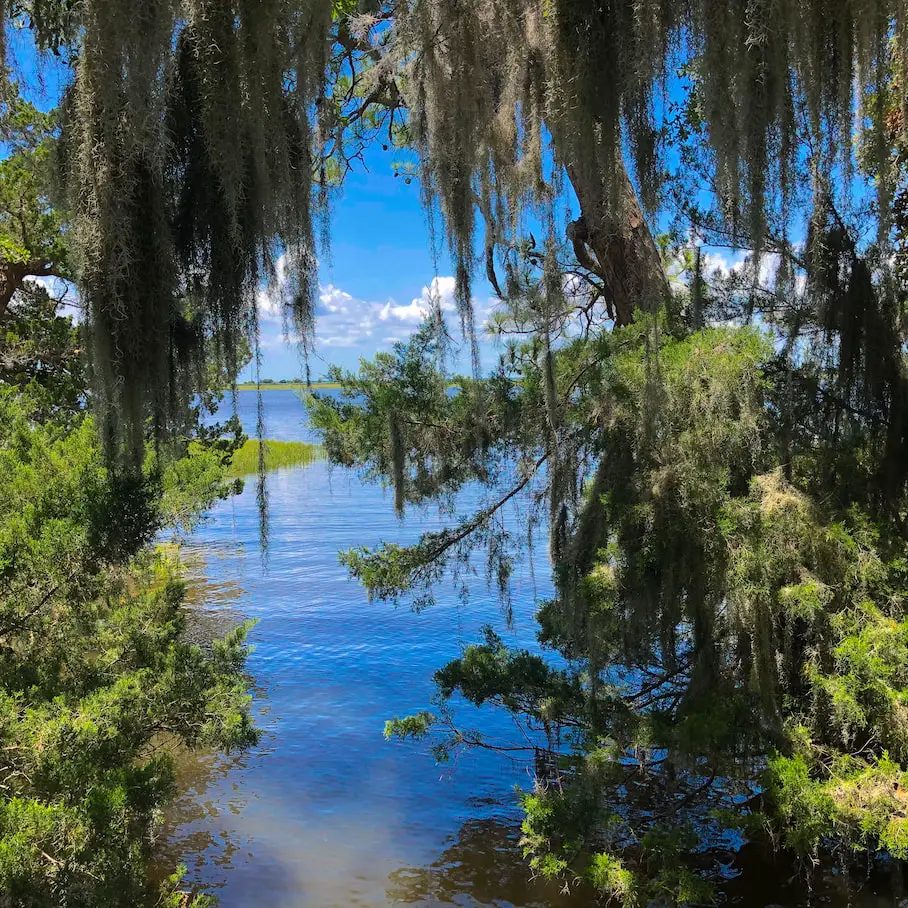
[160,390,898,907]
[159,390,579,907]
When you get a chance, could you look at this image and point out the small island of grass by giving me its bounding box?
[227,439,321,478]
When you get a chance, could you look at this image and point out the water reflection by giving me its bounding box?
[178,542,251,648]
[159,391,904,906]
[388,817,905,908]
[724,844,903,908]
[158,391,565,905]
[387,817,591,907]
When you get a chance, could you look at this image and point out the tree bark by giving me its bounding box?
[0,261,61,322]
[566,159,669,327]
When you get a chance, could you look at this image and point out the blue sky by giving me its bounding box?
[251,146,503,381]
[7,31,503,381]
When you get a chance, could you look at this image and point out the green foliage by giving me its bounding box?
[309,324,506,510]
[157,440,243,533]
[0,121,254,895]
[587,854,637,904]
[1,283,83,419]
[434,626,583,719]
[0,70,256,908]
[0,385,257,905]
[317,290,908,900]
[225,438,321,479]
[0,89,69,297]
[384,711,436,741]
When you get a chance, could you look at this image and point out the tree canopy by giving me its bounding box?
[1,0,907,455]
[4,0,908,902]
[0,91,260,905]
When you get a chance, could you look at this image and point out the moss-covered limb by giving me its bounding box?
[3,1,907,451]
[339,446,546,608]
[313,321,664,603]
[225,438,321,478]
[324,321,769,603]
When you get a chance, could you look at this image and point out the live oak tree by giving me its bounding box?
[3,0,908,901]
[0,89,69,322]
[0,82,258,906]
[1,0,904,454]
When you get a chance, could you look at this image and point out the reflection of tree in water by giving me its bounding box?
[146,540,254,886]
[386,817,594,907]
[150,745,259,890]
[723,843,900,908]
[179,542,251,647]
[387,817,901,908]
[151,539,279,899]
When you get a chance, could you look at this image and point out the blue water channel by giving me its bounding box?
[160,389,895,908]
[159,389,575,907]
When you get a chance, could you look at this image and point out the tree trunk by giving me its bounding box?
[0,261,63,323]
[566,159,669,327]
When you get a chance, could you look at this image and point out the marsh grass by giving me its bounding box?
[227,439,321,478]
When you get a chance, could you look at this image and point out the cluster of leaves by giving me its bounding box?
[1,282,83,420]
[0,85,257,904]
[0,88,69,315]
[0,387,257,906]
[333,309,905,901]
[312,194,908,901]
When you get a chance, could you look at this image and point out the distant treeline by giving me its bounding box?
[233,380,342,391]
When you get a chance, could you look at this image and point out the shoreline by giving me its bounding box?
[231,381,342,391]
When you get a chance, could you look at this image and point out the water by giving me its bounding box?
[160,390,899,907]
[160,390,575,906]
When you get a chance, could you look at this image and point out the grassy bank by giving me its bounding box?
[232,381,341,391]
[227,439,321,478]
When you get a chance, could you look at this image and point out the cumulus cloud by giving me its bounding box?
[282,274,479,349]
[24,274,83,323]
[700,249,748,278]
[701,248,807,295]
[253,265,501,373]
[378,275,458,325]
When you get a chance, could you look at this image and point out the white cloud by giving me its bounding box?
[303,275,474,351]
[24,275,83,323]
[702,249,807,295]
[251,267,502,375]
[422,275,458,311]
[700,249,748,279]
[378,275,459,325]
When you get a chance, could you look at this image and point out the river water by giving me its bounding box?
[160,389,576,907]
[160,389,898,907]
